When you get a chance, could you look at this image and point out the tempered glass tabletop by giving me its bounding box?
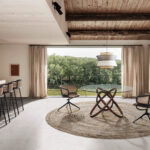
[80,84,132,93]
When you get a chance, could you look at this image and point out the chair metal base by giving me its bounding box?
[57,99,80,113]
[133,110,150,123]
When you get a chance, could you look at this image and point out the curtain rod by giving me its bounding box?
[29,44,143,47]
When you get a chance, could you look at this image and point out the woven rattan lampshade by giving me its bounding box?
[97,52,117,68]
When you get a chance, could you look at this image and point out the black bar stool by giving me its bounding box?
[3,84,11,122]
[13,80,24,111]
[3,82,19,118]
[0,85,7,125]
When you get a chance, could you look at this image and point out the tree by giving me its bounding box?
[47,55,121,88]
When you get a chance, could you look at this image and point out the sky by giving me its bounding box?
[47,47,122,60]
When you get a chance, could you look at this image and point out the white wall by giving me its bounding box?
[0,44,29,97]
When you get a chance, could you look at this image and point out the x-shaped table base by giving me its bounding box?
[90,88,123,118]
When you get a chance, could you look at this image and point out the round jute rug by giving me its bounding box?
[46,102,150,139]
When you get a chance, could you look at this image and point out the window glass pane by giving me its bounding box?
[47,47,122,96]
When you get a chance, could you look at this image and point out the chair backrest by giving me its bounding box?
[16,79,22,88]
[12,81,17,88]
[0,85,3,96]
[3,82,14,93]
[60,85,77,97]
[136,95,150,106]
[8,82,14,92]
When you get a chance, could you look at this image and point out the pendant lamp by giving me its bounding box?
[96,52,117,69]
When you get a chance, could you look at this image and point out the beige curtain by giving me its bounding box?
[149,46,150,93]
[30,46,47,98]
[122,46,146,98]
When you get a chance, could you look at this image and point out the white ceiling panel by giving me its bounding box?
[0,0,68,45]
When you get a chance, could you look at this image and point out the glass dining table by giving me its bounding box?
[80,84,132,118]
[80,84,132,93]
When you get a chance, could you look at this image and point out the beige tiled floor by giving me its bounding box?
[0,97,149,150]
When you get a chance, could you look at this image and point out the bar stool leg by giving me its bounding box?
[10,93,16,117]
[4,94,10,122]
[0,98,7,125]
[14,90,19,115]
[19,88,24,110]
[9,96,11,110]
[0,105,1,117]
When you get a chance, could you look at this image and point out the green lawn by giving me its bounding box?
[47,89,121,96]
[47,89,97,96]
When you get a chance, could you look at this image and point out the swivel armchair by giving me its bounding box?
[133,95,150,123]
[58,85,80,112]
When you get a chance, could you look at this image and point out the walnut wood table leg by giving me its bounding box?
[90,88,123,118]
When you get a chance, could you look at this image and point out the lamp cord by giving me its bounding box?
[106,0,109,53]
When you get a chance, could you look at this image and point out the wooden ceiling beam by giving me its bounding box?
[66,13,150,21]
[69,30,150,36]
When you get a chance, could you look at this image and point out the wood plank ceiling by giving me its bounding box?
[64,0,150,40]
